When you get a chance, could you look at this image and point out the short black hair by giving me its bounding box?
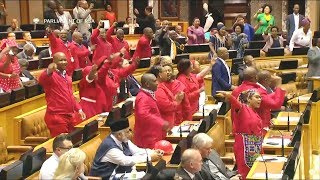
[177,59,191,74]
[270,26,279,32]
[262,4,272,13]
[147,65,163,78]
[233,23,244,33]
[145,6,153,12]
[193,17,200,23]
[52,134,71,151]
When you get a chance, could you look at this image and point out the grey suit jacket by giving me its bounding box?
[307,47,320,91]
[286,14,304,42]
[176,167,203,180]
[200,151,237,180]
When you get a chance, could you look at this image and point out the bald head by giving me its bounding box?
[217,47,229,60]
[141,73,158,91]
[180,149,202,174]
[168,30,178,41]
[116,29,124,41]
[143,27,154,39]
[243,67,258,82]
[243,55,255,67]
[53,52,68,71]
[257,70,271,85]
[23,44,35,56]
[175,25,182,34]
[72,31,83,44]
[53,52,65,63]
[47,0,57,9]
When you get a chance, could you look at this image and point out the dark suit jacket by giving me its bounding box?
[211,58,232,96]
[18,41,37,50]
[17,51,33,60]
[176,167,203,180]
[237,64,246,85]
[38,48,51,68]
[127,75,140,96]
[286,13,304,42]
[158,29,183,56]
[136,13,156,32]
[200,151,237,180]
[43,9,61,29]
[20,69,35,80]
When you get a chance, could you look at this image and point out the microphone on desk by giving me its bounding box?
[145,149,153,174]
[287,111,290,132]
[269,121,285,157]
[297,92,300,113]
[179,125,183,140]
[202,104,205,120]
[260,153,269,180]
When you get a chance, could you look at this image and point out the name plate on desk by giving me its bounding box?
[114,171,146,179]
[252,173,283,179]
[256,156,287,162]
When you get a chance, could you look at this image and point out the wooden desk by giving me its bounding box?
[272,112,301,130]
[263,67,307,75]
[262,130,293,155]
[16,38,49,47]
[136,144,178,170]
[307,76,320,91]
[166,121,200,143]
[246,155,286,179]
[287,93,312,112]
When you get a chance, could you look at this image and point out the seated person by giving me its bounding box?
[176,149,203,180]
[6,19,22,32]
[175,25,188,43]
[19,31,36,53]
[16,44,34,60]
[123,16,139,35]
[261,25,289,56]
[39,134,73,179]
[53,148,86,179]
[193,133,240,180]
[38,46,52,68]
[238,55,256,85]
[90,118,163,179]
[18,58,36,85]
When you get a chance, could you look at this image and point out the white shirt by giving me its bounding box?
[39,153,59,180]
[289,28,312,51]
[293,13,300,31]
[184,168,195,179]
[219,58,231,84]
[101,134,151,166]
[56,12,69,30]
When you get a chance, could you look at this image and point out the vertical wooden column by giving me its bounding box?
[19,0,29,24]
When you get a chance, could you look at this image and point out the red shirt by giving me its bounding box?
[0,55,21,92]
[231,81,286,131]
[39,70,81,115]
[177,73,201,114]
[105,11,116,25]
[48,33,74,75]
[79,66,106,119]
[106,26,130,59]
[68,41,91,68]
[91,28,114,65]
[134,90,165,148]
[132,35,152,59]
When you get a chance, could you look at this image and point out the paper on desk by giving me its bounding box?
[114,171,146,179]
[99,112,109,117]
[277,116,300,122]
[197,102,223,116]
[199,91,206,108]
[256,156,287,162]
[263,138,291,146]
[297,96,311,101]
[170,124,199,136]
[252,173,282,179]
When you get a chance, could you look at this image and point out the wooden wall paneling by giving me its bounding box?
[20,0,29,24]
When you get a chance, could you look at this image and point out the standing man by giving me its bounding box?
[56,4,73,31]
[39,52,86,137]
[75,0,94,41]
[91,21,114,65]
[286,4,304,43]
[211,47,236,96]
[134,6,156,32]
[0,2,7,25]
[176,149,204,180]
[39,134,73,179]
[69,31,91,68]
[43,0,61,29]
[134,73,170,148]
[132,27,154,60]
[106,22,130,60]
[47,27,75,75]
[159,29,184,59]
[306,38,320,92]
[90,118,163,179]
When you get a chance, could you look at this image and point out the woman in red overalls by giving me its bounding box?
[219,89,263,178]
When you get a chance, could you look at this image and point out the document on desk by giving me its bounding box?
[170,124,197,136]
[196,102,223,116]
[263,138,291,147]
[256,156,287,162]
[277,116,300,123]
[252,173,282,179]
[297,96,311,101]
[114,171,146,179]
